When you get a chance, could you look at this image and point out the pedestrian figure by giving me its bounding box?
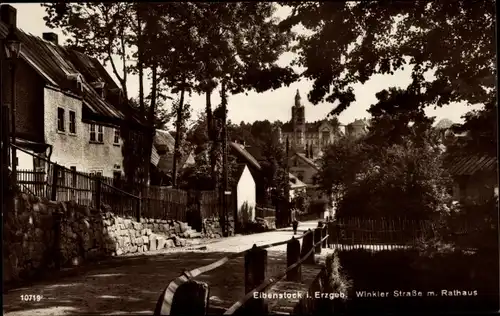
[292,219,299,235]
[292,208,299,234]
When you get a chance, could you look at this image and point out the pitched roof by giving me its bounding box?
[231,163,248,184]
[157,151,195,173]
[154,129,176,152]
[289,173,307,189]
[245,146,265,161]
[447,155,497,176]
[0,22,146,127]
[293,152,320,171]
[229,142,262,171]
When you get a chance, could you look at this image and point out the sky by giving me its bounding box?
[7,3,484,127]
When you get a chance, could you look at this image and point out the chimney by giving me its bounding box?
[43,32,59,45]
[0,4,17,28]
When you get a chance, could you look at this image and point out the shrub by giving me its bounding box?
[308,199,327,215]
[317,253,353,313]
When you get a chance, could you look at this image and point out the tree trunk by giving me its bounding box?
[143,64,159,185]
[172,87,186,188]
[136,9,145,114]
[221,81,228,236]
[206,89,213,140]
[206,88,217,188]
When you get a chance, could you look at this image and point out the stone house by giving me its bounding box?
[279,90,342,157]
[278,90,369,157]
[0,5,148,179]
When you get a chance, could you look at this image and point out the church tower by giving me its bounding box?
[291,89,306,152]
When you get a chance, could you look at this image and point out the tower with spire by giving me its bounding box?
[291,89,306,151]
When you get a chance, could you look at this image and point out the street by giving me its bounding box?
[3,220,321,316]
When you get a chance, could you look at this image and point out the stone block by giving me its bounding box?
[180,222,189,233]
[143,245,148,252]
[174,222,181,234]
[166,239,175,248]
[142,235,149,244]
[157,237,166,250]
[149,234,157,251]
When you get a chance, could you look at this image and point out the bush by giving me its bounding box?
[336,249,498,313]
[291,190,310,212]
[308,199,327,215]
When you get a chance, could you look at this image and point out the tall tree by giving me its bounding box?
[190,3,299,188]
[280,1,496,114]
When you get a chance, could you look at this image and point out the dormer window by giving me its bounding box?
[92,81,106,98]
[67,73,83,93]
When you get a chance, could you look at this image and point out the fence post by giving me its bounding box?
[243,244,269,314]
[286,236,301,282]
[319,222,327,248]
[301,229,315,265]
[168,280,210,316]
[50,164,59,201]
[314,227,322,254]
[94,175,102,211]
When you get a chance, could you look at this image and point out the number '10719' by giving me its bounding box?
[20,295,43,302]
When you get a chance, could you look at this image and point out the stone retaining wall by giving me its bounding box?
[202,216,235,238]
[3,192,202,284]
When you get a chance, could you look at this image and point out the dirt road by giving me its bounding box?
[3,221,321,316]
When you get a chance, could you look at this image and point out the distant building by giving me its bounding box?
[446,155,497,204]
[278,90,369,157]
[150,129,195,185]
[229,141,306,205]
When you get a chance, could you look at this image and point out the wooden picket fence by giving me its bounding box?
[12,144,209,222]
[330,217,435,249]
[255,205,275,218]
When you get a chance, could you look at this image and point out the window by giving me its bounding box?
[69,111,76,134]
[90,124,96,142]
[57,107,65,132]
[98,125,104,143]
[113,128,120,144]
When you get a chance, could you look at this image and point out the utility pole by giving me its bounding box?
[221,80,229,237]
[285,137,290,227]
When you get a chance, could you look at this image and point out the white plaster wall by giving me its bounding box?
[43,87,124,177]
[10,148,35,170]
[236,165,256,223]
